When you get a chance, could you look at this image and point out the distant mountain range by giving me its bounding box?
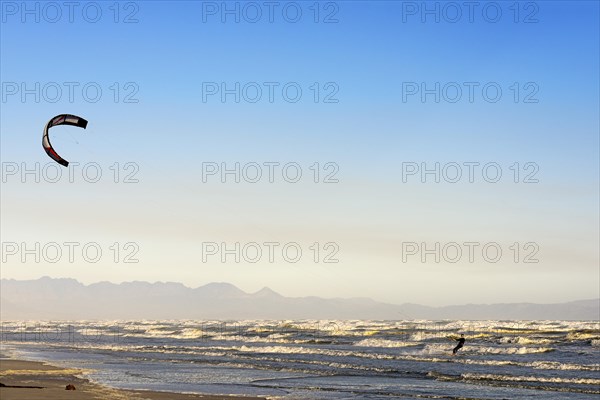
[1,277,598,321]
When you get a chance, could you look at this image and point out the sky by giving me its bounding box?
[1,1,598,307]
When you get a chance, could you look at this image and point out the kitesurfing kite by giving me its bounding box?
[42,114,88,167]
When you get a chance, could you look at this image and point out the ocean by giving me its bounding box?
[1,320,598,399]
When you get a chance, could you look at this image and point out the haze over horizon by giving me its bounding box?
[2,276,598,321]
[1,275,598,308]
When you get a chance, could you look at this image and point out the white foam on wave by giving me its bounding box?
[462,373,600,386]
[567,331,600,341]
[472,346,554,355]
[457,358,600,371]
[528,360,600,371]
[418,343,553,355]
[498,336,553,345]
[353,338,419,348]
[233,344,400,361]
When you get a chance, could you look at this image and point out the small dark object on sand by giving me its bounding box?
[66,384,76,390]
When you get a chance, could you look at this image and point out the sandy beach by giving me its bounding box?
[0,358,267,400]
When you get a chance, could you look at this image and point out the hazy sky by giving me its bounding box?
[1,1,598,306]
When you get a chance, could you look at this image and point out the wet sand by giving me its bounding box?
[0,358,267,400]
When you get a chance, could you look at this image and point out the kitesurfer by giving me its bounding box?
[453,334,465,355]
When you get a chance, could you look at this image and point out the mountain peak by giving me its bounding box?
[253,287,281,298]
[196,282,247,298]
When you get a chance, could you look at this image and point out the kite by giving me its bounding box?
[42,114,88,167]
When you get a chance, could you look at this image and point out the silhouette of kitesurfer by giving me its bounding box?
[453,334,465,355]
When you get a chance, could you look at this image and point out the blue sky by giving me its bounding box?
[1,1,598,306]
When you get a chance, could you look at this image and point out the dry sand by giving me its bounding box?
[0,358,267,400]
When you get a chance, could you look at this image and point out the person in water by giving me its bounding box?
[453,334,465,355]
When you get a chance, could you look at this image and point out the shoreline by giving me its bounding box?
[0,357,268,400]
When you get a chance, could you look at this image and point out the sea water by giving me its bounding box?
[1,320,598,399]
